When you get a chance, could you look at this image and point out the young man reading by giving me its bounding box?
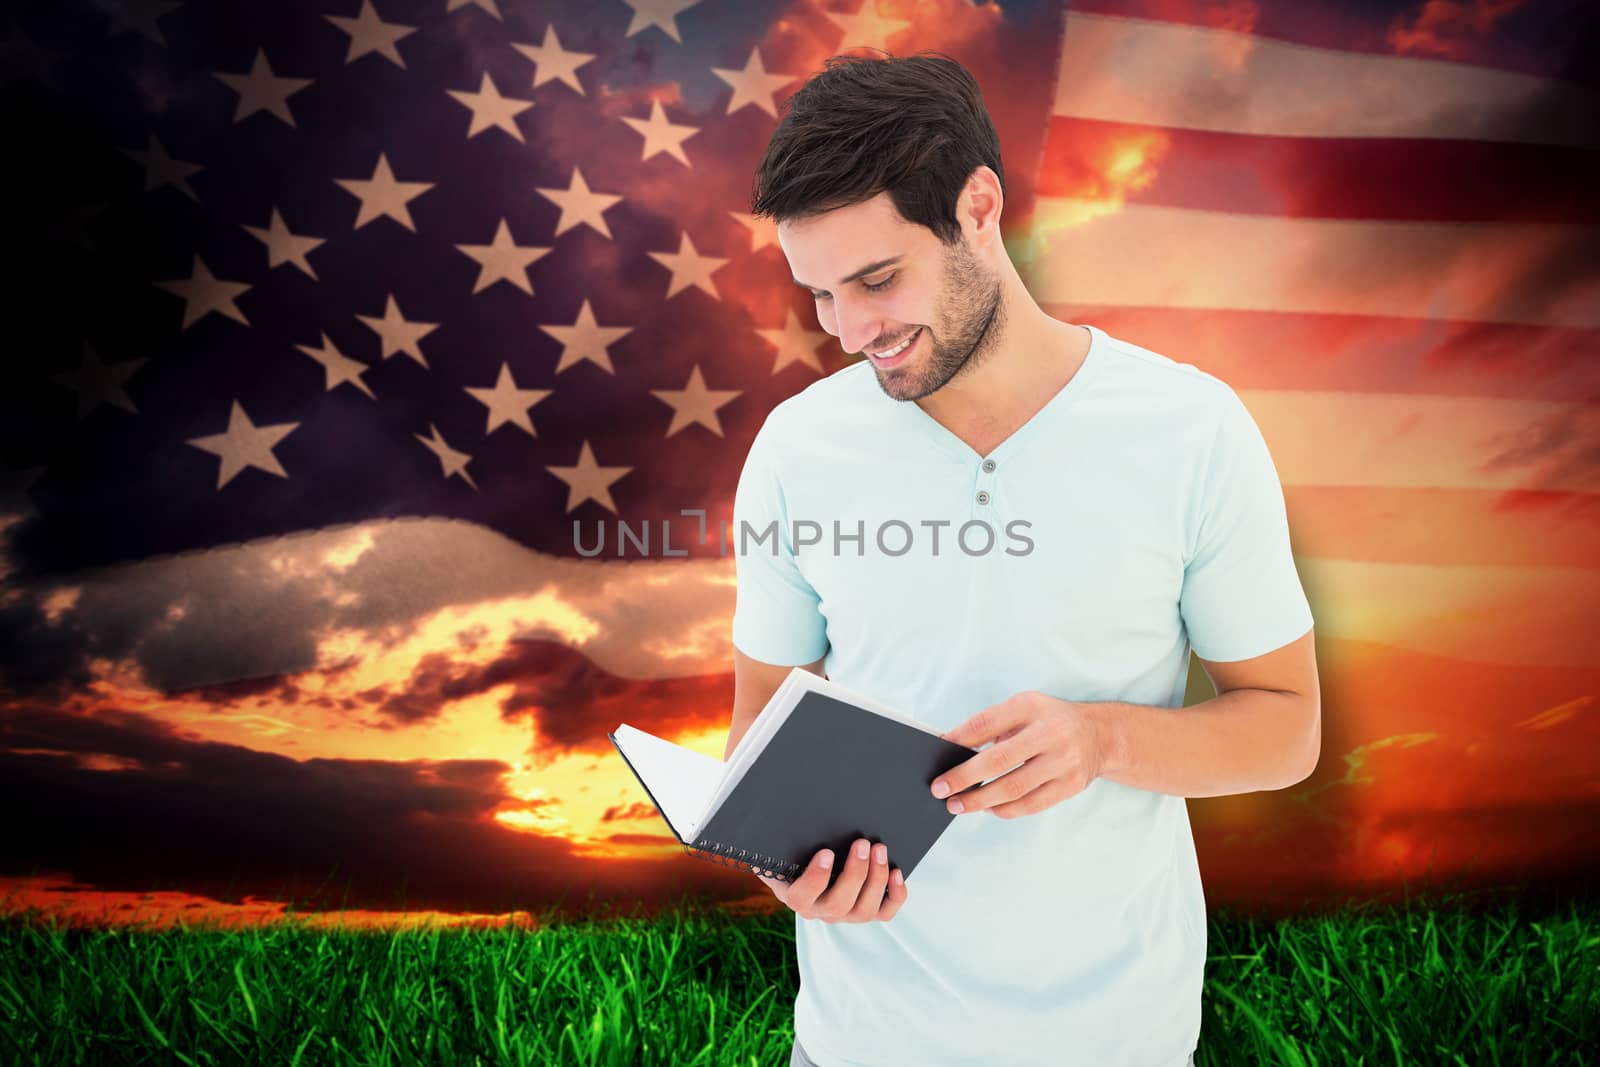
[728,51,1320,1067]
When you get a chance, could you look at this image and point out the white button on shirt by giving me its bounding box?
[732,323,1312,1066]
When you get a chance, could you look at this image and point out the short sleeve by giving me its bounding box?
[1179,389,1314,662]
[730,418,830,666]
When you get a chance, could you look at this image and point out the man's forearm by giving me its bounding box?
[1083,688,1320,799]
[723,714,759,761]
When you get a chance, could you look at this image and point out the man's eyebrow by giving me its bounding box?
[791,256,905,291]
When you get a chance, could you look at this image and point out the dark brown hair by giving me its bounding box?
[749,50,1005,247]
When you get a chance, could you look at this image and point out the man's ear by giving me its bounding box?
[962,167,1003,242]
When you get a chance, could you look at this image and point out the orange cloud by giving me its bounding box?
[1388,0,1528,59]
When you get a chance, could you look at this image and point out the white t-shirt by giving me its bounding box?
[731,322,1314,1066]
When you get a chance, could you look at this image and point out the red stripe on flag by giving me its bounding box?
[1041,305,1600,401]
[1037,116,1600,223]
[1283,486,1600,569]
[1062,0,1592,82]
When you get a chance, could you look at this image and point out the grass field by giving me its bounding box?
[1,884,1594,1066]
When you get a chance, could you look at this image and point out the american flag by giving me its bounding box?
[1,0,1596,923]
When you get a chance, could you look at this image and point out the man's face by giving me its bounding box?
[779,191,1003,402]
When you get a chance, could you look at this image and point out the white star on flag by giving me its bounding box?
[325,0,416,69]
[241,208,326,280]
[414,423,478,491]
[54,344,145,421]
[710,47,798,118]
[294,332,376,399]
[154,256,251,330]
[756,308,833,375]
[213,49,314,127]
[511,24,596,93]
[728,210,780,252]
[620,0,703,44]
[122,134,203,201]
[187,400,298,490]
[648,232,728,299]
[454,219,553,295]
[356,294,439,368]
[464,364,554,436]
[621,98,699,165]
[825,0,913,54]
[536,167,623,239]
[651,365,742,437]
[334,153,435,232]
[99,0,183,46]
[546,441,631,514]
[447,72,534,141]
[541,299,634,374]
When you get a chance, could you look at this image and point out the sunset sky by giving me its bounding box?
[1,0,1596,928]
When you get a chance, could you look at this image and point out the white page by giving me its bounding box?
[613,667,810,845]
[616,669,951,846]
[611,723,727,844]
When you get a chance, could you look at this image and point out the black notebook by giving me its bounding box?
[608,668,977,885]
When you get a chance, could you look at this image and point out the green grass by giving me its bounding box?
[0,886,1594,1066]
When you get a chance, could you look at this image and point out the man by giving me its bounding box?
[726,51,1320,1067]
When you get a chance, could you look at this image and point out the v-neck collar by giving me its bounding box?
[894,323,1106,464]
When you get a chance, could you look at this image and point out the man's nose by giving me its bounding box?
[832,297,884,356]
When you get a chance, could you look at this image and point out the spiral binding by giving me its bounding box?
[685,838,804,882]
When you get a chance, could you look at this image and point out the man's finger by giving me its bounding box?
[877,864,908,920]
[932,743,1025,805]
[940,697,1024,749]
[847,842,891,921]
[813,838,873,918]
[947,759,1056,815]
[782,849,836,910]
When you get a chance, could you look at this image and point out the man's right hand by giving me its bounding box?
[755,838,907,922]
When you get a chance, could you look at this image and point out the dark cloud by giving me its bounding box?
[0,518,739,707]
[602,800,659,822]
[0,701,759,920]
[0,582,98,699]
[1478,401,1600,495]
[368,636,735,757]
[1194,799,1600,919]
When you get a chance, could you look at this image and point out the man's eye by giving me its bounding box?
[811,274,896,300]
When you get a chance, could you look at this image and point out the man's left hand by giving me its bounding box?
[932,691,1107,819]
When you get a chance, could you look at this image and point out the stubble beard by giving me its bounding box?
[872,236,1005,403]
